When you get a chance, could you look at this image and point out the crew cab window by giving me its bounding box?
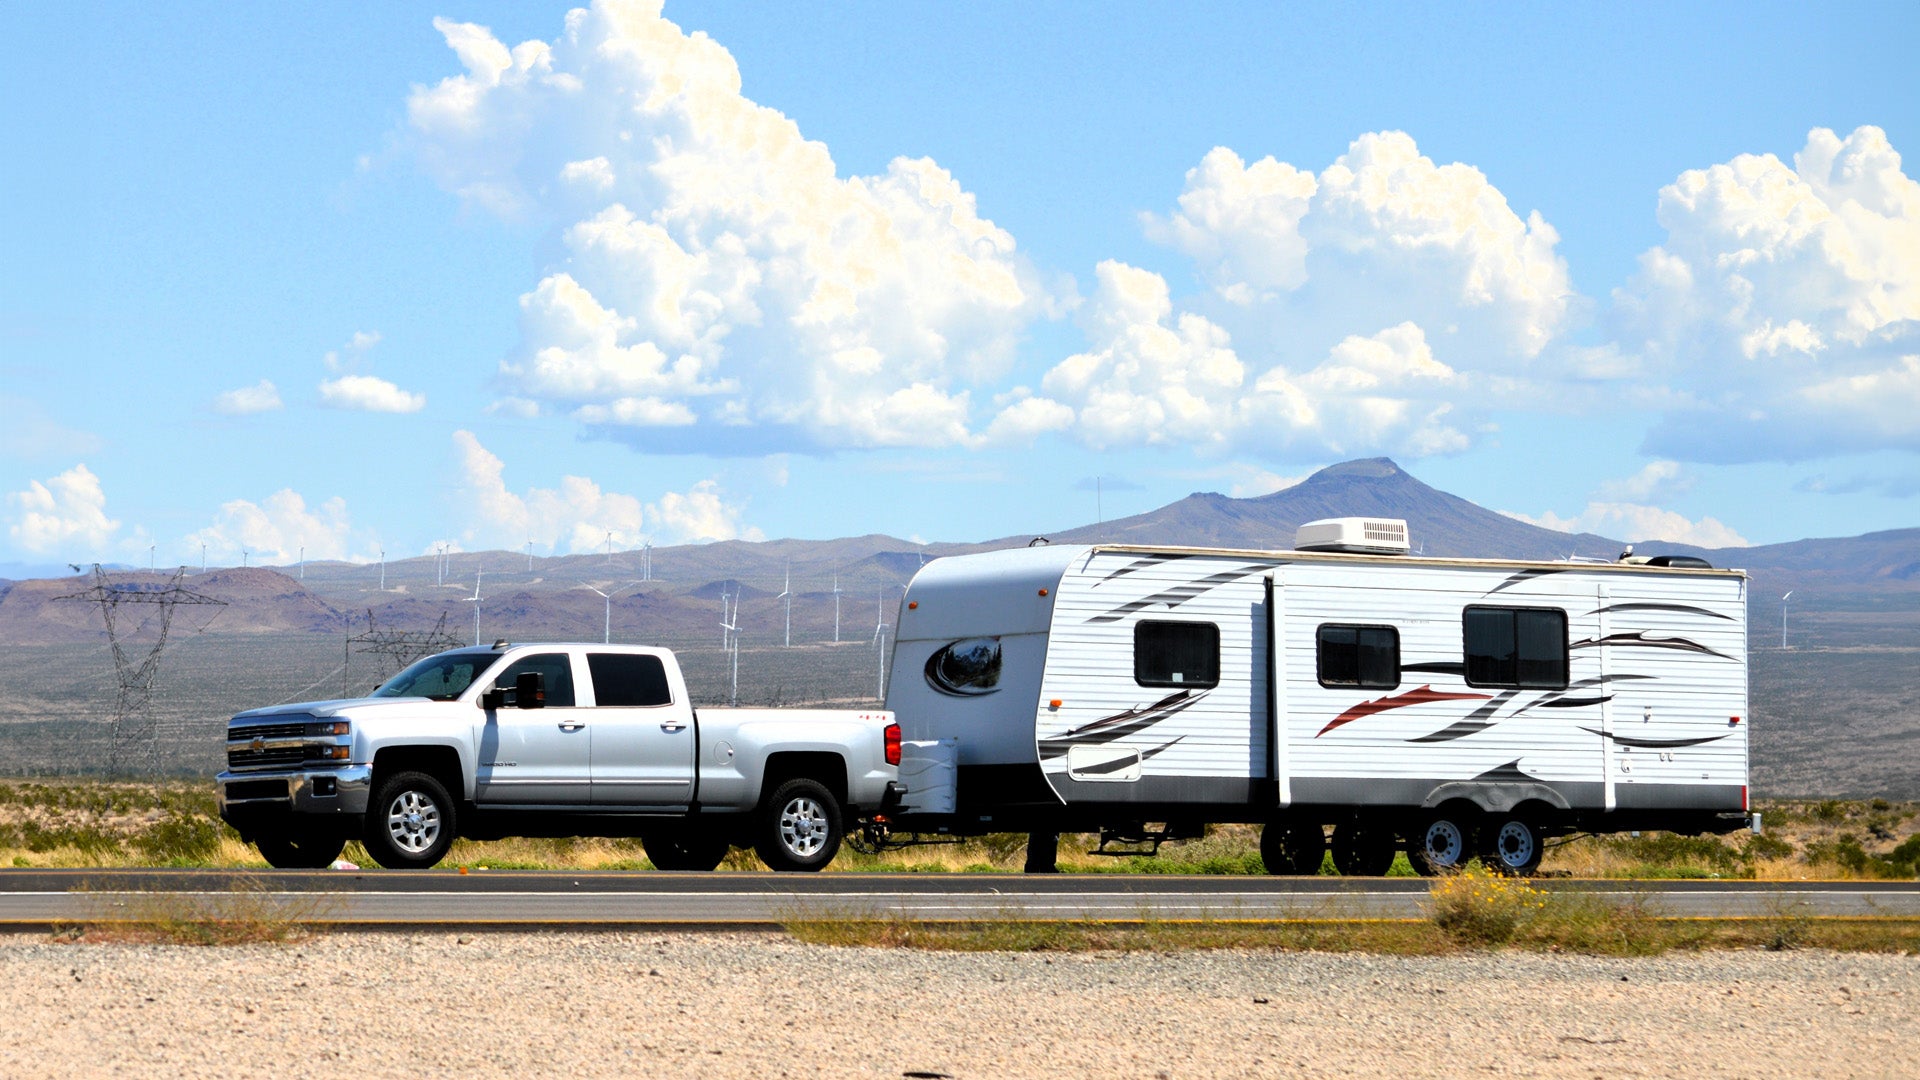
[588,653,672,707]
[1317,625,1400,689]
[491,652,577,707]
[374,653,497,700]
[1134,620,1220,688]
[1463,607,1568,689]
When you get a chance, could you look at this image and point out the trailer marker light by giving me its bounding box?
[1729,716,1741,726]
[1038,588,1048,596]
[1048,699,1062,709]
[908,601,918,610]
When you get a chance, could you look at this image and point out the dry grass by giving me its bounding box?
[51,874,335,946]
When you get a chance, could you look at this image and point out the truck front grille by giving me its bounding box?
[226,716,341,772]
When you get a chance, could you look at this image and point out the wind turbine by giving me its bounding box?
[464,571,485,646]
[579,580,641,644]
[832,574,843,643]
[778,565,791,648]
[641,540,653,581]
[1781,590,1794,649]
[719,585,740,706]
[379,548,386,592]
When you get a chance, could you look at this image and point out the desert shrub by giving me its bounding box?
[1743,832,1795,861]
[1428,864,1548,944]
[1605,832,1741,874]
[136,813,225,864]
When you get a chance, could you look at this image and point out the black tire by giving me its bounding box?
[754,778,843,872]
[1480,814,1545,876]
[1330,822,1397,877]
[1406,812,1476,876]
[1259,820,1326,875]
[255,829,346,870]
[362,770,457,870]
[643,829,731,871]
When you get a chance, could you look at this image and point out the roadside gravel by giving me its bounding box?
[3,932,1914,1078]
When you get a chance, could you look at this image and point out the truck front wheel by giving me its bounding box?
[363,770,457,870]
[255,829,346,870]
[755,778,843,872]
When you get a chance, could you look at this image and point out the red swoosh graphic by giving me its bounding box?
[1317,685,1492,737]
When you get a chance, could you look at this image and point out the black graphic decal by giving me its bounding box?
[1471,760,1541,784]
[1403,661,1467,677]
[1485,568,1572,595]
[1094,554,1194,587]
[1038,690,1207,759]
[1579,727,1733,750]
[1570,631,1736,661]
[1087,564,1270,623]
[1407,691,1516,743]
[1069,736,1187,776]
[1584,602,1735,621]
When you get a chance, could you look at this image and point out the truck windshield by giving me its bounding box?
[373,653,501,701]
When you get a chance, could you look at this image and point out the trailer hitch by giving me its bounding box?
[1090,821,1205,858]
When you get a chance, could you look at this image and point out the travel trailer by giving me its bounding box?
[880,518,1753,875]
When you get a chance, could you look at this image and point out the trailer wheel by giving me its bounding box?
[362,769,457,870]
[755,778,843,872]
[1480,815,1545,876]
[1330,823,1396,877]
[643,829,731,872]
[1406,813,1475,876]
[1259,821,1326,875]
[255,829,346,870]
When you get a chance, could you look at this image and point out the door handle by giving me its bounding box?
[660,721,685,733]
[558,720,586,732]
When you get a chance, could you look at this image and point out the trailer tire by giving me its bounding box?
[1331,823,1397,877]
[362,769,457,870]
[755,778,843,872]
[255,829,346,870]
[643,829,731,872]
[1406,812,1475,876]
[1480,815,1545,876]
[1260,820,1326,875]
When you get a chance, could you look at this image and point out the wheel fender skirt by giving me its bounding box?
[1422,781,1569,814]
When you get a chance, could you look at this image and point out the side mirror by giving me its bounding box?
[516,670,547,709]
[480,687,505,711]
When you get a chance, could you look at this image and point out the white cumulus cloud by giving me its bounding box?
[186,490,354,565]
[6,464,120,555]
[408,3,1045,452]
[1617,125,1920,461]
[1507,503,1748,549]
[213,380,284,416]
[318,375,427,414]
[451,429,757,550]
[1001,261,1469,457]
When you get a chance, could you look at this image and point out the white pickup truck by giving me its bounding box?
[215,642,899,871]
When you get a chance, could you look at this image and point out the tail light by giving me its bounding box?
[884,722,901,766]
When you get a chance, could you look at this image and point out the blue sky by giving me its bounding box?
[3,1,1917,574]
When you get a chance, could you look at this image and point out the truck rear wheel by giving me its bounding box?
[363,770,457,870]
[255,829,345,870]
[1260,820,1326,875]
[643,829,731,872]
[755,778,843,872]
[1330,822,1397,876]
[1406,812,1475,876]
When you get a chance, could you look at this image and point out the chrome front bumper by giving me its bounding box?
[216,765,374,820]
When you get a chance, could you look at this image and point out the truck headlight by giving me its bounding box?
[306,720,351,737]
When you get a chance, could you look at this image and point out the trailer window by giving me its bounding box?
[588,652,673,707]
[1317,625,1400,689]
[1463,607,1567,689]
[1134,621,1220,688]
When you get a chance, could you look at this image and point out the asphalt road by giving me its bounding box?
[2,870,1917,926]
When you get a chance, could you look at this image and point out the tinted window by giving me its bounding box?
[1134,621,1220,688]
[1317,625,1400,689]
[491,653,578,707]
[588,653,673,707]
[1463,607,1567,689]
[375,652,499,701]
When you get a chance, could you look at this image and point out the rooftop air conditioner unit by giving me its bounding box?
[1293,517,1411,555]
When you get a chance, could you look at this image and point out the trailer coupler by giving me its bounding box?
[849,815,966,855]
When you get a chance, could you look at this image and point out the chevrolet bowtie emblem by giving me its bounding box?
[250,738,265,752]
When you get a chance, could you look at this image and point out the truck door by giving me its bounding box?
[585,651,696,806]
[474,651,591,804]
